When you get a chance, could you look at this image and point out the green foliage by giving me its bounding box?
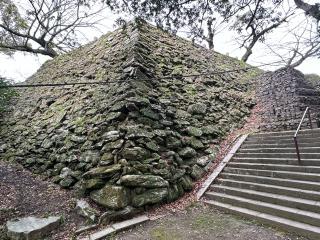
[106,0,319,63]
[0,77,16,112]
[0,0,26,55]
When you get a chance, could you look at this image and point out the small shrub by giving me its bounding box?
[0,77,17,113]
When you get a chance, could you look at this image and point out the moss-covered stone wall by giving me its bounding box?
[0,19,260,214]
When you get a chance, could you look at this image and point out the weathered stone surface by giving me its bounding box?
[6,216,61,240]
[59,176,75,188]
[186,127,203,137]
[202,126,217,135]
[82,164,121,179]
[167,184,181,202]
[100,152,114,162]
[84,178,105,190]
[187,103,207,115]
[190,164,205,180]
[132,188,168,207]
[196,156,210,167]
[179,175,193,191]
[75,200,99,222]
[188,137,205,149]
[90,185,130,209]
[99,206,139,224]
[120,175,169,188]
[258,67,320,131]
[178,147,197,158]
[121,147,149,161]
[0,19,259,212]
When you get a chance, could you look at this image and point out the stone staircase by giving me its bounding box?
[203,128,320,239]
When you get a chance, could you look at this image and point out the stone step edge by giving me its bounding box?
[241,147,320,151]
[235,153,320,159]
[215,178,320,197]
[242,143,320,147]
[208,185,320,206]
[247,135,320,141]
[246,138,318,142]
[207,191,320,221]
[233,157,320,161]
[196,134,248,200]
[220,173,320,188]
[228,162,320,170]
[251,128,320,136]
[203,200,320,240]
[224,167,320,177]
[78,215,149,240]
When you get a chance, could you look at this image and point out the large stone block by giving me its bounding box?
[120,175,169,188]
[6,216,61,240]
[90,185,130,209]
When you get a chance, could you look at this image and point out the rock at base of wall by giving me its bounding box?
[90,185,130,209]
[6,216,61,240]
[132,188,168,207]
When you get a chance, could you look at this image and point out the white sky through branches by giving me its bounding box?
[0,5,319,83]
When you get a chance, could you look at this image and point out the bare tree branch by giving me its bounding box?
[0,0,107,57]
[294,0,320,21]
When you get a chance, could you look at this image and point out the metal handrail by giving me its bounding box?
[293,107,313,163]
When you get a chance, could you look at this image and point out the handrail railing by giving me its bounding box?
[293,107,313,163]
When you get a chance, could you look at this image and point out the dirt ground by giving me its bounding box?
[114,203,309,240]
[0,161,84,240]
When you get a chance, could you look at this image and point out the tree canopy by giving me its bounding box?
[0,77,16,113]
[0,0,105,57]
[106,0,320,65]
[0,0,319,67]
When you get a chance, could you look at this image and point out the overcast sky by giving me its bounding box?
[1,5,319,83]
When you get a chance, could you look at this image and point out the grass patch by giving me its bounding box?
[151,227,181,240]
[192,215,219,230]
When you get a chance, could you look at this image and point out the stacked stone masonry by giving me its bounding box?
[0,19,260,214]
[258,67,320,131]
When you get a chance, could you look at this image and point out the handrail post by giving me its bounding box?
[293,136,301,164]
[307,108,313,129]
[293,107,313,164]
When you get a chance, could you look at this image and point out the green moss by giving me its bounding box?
[95,68,107,80]
[184,85,197,96]
[72,116,85,127]
[192,215,218,230]
[159,87,172,97]
[151,227,182,240]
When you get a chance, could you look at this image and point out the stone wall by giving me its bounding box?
[0,19,260,216]
[258,67,320,131]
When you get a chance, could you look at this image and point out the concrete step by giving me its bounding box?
[203,200,320,240]
[248,133,320,142]
[215,178,320,201]
[223,167,320,182]
[235,152,320,159]
[245,137,317,144]
[232,157,320,166]
[220,173,320,191]
[241,142,320,149]
[239,147,320,154]
[206,186,320,214]
[206,191,320,228]
[251,128,320,138]
[202,128,320,239]
[227,162,320,174]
